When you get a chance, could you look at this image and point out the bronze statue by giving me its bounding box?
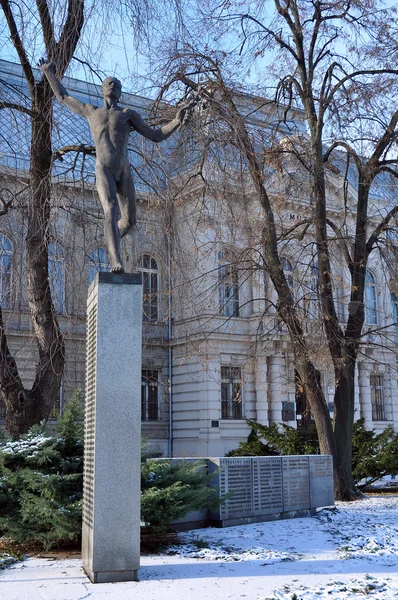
[39,59,193,273]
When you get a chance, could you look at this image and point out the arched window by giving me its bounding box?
[281,257,293,289]
[365,270,377,325]
[48,242,65,313]
[218,248,239,317]
[0,234,12,308]
[88,247,109,284]
[141,254,158,322]
[391,292,398,342]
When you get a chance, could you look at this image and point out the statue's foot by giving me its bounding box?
[118,218,132,238]
[111,263,124,273]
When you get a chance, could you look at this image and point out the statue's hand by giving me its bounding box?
[37,57,56,73]
[176,94,199,128]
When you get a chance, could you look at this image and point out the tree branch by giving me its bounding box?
[36,0,56,58]
[0,0,35,94]
[0,102,35,117]
[54,0,84,76]
[326,218,353,271]
[53,144,96,162]
[366,205,398,256]
[325,69,398,111]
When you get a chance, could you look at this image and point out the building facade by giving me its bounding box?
[0,59,397,456]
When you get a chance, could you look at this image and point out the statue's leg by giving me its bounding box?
[116,163,136,238]
[95,165,124,272]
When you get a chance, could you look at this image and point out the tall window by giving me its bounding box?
[221,366,243,419]
[141,254,158,322]
[391,293,398,342]
[141,370,159,421]
[88,247,109,284]
[307,261,319,319]
[365,270,377,325]
[48,242,65,313]
[218,249,239,317]
[282,393,295,421]
[0,234,12,308]
[281,257,293,289]
[370,374,387,421]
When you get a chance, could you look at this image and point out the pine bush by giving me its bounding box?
[141,459,220,534]
[228,418,398,488]
[1,399,221,546]
[227,421,319,457]
[352,418,398,488]
[0,393,83,549]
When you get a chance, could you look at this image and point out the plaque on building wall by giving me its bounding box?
[219,458,253,518]
[252,457,283,515]
[282,456,310,511]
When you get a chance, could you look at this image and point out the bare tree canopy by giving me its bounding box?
[139,0,398,499]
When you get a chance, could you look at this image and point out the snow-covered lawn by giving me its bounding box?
[1,496,398,600]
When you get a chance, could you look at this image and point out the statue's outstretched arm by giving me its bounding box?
[129,98,196,143]
[38,58,90,118]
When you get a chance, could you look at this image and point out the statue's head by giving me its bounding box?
[101,77,122,100]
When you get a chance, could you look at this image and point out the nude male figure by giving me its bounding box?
[38,59,193,272]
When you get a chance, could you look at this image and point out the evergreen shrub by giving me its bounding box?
[227,418,398,487]
[141,459,220,534]
[0,402,220,548]
[0,393,84,549]
[352,418,398,488]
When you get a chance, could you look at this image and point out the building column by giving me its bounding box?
[268,355,283,424]
[389,366,398,429]
[255,355,268,425]
[358,362,373,429]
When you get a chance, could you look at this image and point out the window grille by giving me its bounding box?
[141,370,159,421]
[221,366,243,419]
[370,374,387,421]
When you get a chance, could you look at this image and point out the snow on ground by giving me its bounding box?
[1,496,398,600]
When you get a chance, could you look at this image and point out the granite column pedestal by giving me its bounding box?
[82,272,142,583]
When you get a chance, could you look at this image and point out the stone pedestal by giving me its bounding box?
[82,272,142,584]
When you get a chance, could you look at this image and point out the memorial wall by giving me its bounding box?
[155,455,334,529]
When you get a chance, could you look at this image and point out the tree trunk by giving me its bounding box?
[1,83,65,437]
[333,356,362,499]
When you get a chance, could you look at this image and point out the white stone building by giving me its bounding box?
[0,59,397,455]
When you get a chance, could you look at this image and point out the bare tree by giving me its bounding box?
[151,0,398,498]
[0,0,87,437]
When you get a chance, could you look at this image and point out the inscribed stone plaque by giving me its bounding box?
[82,302,97,529]
[219,458,253,518]
[309,455,334,508]
[252,457,283,515]
[282,456,310,511]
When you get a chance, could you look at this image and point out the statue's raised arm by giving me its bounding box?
[38,58,90,118]
[128,96,197,143]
